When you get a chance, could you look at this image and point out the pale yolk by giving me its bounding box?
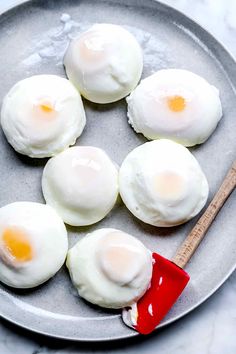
[154,172,185,200]
[2,227,33,262]
[167,95,186,112]
[102,246,133,277]
[79,34,106,63]
[99,231,143,285]
[100,245,140,285]
[71,156,101,190]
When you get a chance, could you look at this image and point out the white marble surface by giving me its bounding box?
[0,0,236,353]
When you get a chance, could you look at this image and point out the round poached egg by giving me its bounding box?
[119,139,209,227]
[42,146,119,226]
[66,228,152,309]
[0,202,68,288]
[127,69,222,146]
[64,24,143,104]
[1,75,86,158]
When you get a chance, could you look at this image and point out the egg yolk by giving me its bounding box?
[2,227,33,262]
[79,34,106,63]
[154,172,185,200]
[40,102,54,113]
[167,95,185,112]
[99,232,143,285]
[102,246,133,277]
[33,98,56,121]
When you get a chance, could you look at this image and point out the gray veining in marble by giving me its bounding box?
[0,0,236,353]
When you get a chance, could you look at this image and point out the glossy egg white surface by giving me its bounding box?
[42,146,119,226]
[66,228,152,309]
[119,139,209,227]
[1,75,86,158]
[127,69,222,146]
[0,202,68,289]
[64,24,143,104]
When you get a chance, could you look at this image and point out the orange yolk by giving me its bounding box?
[2,227,33,262]
[40,103,54,113]
[33,100,56,121]
[167,95,186,112]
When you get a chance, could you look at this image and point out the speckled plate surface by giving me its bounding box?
[0,0,235,342]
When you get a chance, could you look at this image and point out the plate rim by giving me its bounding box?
[0,0,235,342]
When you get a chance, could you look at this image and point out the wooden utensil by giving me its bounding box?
[124,160,236,335]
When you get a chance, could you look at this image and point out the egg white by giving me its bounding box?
[66,228,152,309]
[64,24,143,104]
[42,146,119,226]
[119,139,209,227]
[127,69,222,146]
[1,75,86,158]
[0,202,68,288]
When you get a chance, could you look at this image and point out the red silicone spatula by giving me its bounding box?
[123,160,236,335]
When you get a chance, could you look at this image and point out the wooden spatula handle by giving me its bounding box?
[172,160,236,269]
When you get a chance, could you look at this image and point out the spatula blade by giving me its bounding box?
[123,253,190,335]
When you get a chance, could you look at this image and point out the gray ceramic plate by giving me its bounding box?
[0,0,235,342]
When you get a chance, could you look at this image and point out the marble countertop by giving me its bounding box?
[0,0,236,353]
